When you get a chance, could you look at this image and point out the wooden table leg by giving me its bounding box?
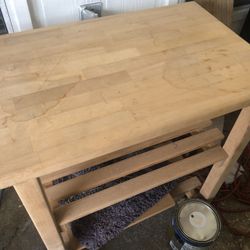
[200,107,250,199]
[14,178,66,250]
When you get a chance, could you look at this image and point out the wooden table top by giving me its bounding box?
[0,2,250,188]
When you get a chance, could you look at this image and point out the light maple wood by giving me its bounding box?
[201,107,250,199]
[55,147,227,225]
[171,176,201,198]
[41,120,212,185]
[61,224,80,250]
[1,3,249,249]
[45,128,223,204]
[195,0,234,26]
[127,194,175,228]
[14,179,65,250]
[0,2,250,189]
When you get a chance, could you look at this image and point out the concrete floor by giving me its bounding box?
[1,187,250,250]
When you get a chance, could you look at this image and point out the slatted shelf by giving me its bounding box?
[41,122,226,250]
[55,147,227,225]
[45,128,223,203]
[41,121,212,185]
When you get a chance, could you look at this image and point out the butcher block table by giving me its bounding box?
[0,2,250,250]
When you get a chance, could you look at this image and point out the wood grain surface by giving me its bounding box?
[0,2,250,188]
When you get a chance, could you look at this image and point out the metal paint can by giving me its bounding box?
[170,199,221,250]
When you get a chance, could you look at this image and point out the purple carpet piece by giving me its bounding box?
[71,181,176,250]
[55,143,178,250]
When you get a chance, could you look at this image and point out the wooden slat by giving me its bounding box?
[41,121,212,185]
[60,224,80,250]
[127,194,175,228]
[75,176,202,250]
[201,107,250,199]
[55,147,227,225]
[46,128,223,203]
[171,177,201,198]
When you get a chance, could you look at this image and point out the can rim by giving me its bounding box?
[174,199,221,247]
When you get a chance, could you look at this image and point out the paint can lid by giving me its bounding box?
[177,199,221,244]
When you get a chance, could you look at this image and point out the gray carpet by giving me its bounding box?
[71,182,176,250]
[54,143,178,250]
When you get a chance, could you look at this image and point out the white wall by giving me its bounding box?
[27,0,179,28]
[0,0,33,32]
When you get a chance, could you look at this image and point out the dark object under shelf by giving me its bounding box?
[241,9,250,43]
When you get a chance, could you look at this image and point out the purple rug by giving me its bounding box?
[55,146,177,250]
[70,178,176,250]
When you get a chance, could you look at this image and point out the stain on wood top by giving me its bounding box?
[0,2,250,188]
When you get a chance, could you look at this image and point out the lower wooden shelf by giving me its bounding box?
[75,177,201,250]
[55,147,226,226]
[40,122,226,250]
